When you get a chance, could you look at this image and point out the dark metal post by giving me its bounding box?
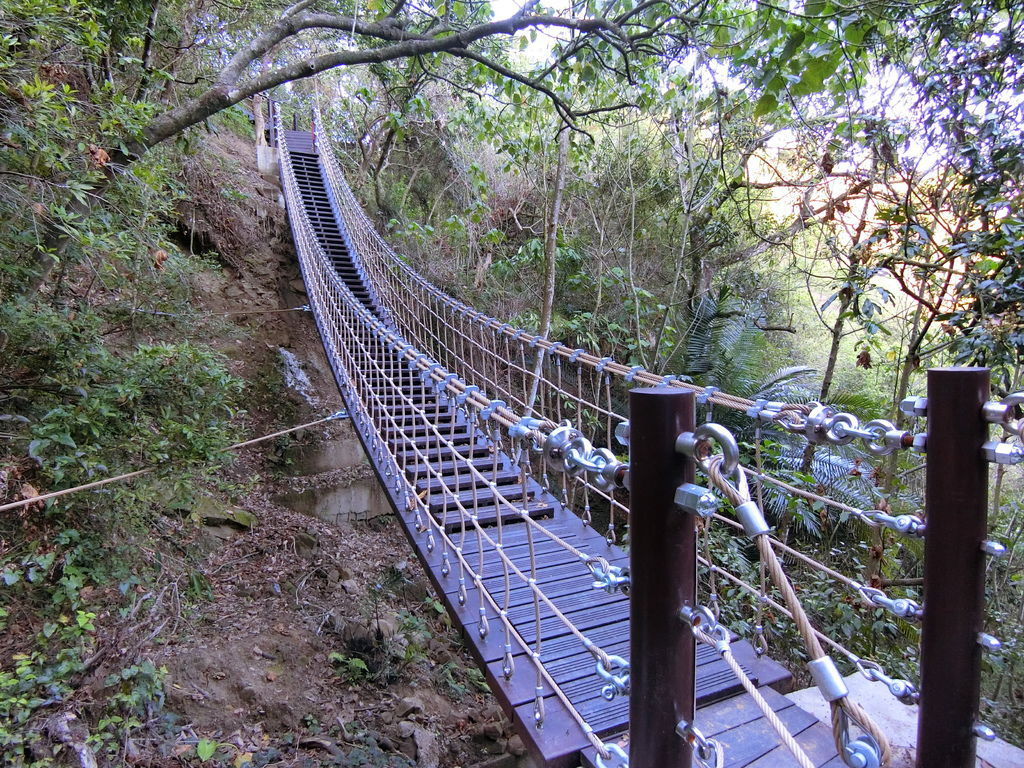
[917,367,989,768]
[268,99,277,148]
[629,387,696,768]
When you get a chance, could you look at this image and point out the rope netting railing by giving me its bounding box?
[279,116,633,762]
[281,110,1024,767]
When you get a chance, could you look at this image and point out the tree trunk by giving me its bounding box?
[525,127,570,415]
[253,93,267,146]
[778,259,856,541]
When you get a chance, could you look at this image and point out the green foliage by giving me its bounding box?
[329,652,371,683]
[0,527,170,765]
[2,300,242,488]
[433,660,490,700]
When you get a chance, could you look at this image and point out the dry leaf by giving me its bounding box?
[87,143,110,169]
[152,249,168,270]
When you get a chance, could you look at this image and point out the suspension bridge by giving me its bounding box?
[270,104,1023,768]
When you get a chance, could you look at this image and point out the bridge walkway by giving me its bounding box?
[279,128,837,768]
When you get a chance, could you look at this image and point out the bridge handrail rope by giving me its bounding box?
[301,111,913,765]
[702,453,893,765]
[0,412,350,515]
[277,114,621,762]
[312,104,922,726]
[285,108,1022,767]
[312,107,927,465]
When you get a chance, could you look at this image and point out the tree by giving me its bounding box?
[134,0,693,154]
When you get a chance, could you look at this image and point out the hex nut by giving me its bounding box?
[911,433,927,454]
[982,440,1024,465]
[899,396,928,418]
[614,421,630,446]
[674,483,718,517]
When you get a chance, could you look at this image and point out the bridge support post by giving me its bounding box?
[917,367,989,768]
[628,387,695,768]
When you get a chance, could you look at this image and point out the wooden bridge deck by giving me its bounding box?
[280,129,837,768]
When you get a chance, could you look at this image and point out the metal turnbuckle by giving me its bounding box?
[595,655,630,701]
[860,586,923,621]
[871,512,925,538]
[856,660,919,705]
[587,559,630,595]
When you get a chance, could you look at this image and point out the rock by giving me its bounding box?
[328,609,346,634]
[293,530,318,558]
[289,278,307,294]
[397,695,424,718]
[507,735,526,756]
[397,738,416,760]
[482,721,503,740]
[412,726,440,768]
[203,507,257,529]
[340,579,359,594]
[396,720,416,739]
[374,616,398,638]
[204,523,238,541]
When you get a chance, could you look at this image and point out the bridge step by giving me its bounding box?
[377,395,442,406]
[389,431,476,451]
[386,410,459,425]
[434,498,557,531]
[402,455,502,478]
[394,443,493,464]
[385,421,463,438]
[415,467,522,494]
[426,480,541,514]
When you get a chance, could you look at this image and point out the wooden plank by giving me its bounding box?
[403,455,498,477]
[743,720,840,767]
[427,480,540,513]
[579,691,836,768]
[435,498,558,531]
[509,695,595,768]
[393,442,493,463]
[714,698,818,767]
[415,467,521,493]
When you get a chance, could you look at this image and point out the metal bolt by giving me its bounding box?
[982,540,1007,558]
[911,433,927,454]
[978,633,1002,651]
[982,401,1014,424]
[899,396,928,418]
[674,483,718,518]
[614,421,630,446]
[973,723,997,742]
[982,440,1024,465]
